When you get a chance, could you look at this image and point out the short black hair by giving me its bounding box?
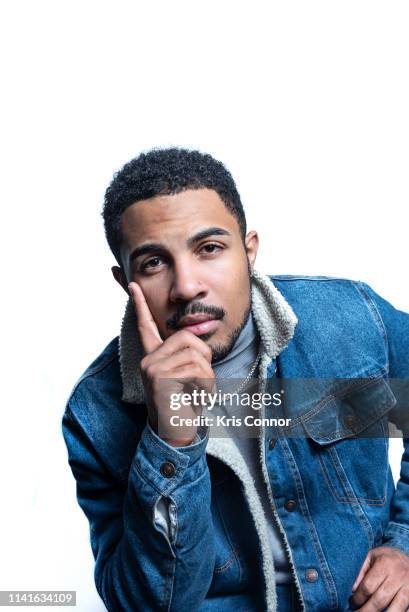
[102,147,247,266]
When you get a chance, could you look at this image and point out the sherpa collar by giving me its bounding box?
[118,270,298,404]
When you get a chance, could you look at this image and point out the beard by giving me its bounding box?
[204,262,253,363]
[208,297,252,363]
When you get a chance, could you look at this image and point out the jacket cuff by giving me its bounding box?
[381,522,409,557]
[132,423,208,495]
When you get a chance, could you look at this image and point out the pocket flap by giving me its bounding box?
[301,377,396,444]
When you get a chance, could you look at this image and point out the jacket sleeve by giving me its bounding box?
[62,404,216,612]
[359,282,409,556]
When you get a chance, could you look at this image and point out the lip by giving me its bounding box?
[177,313,214,326]
[177,315,220,336]
[179,319,219,336]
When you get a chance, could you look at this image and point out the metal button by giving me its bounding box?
[284,499,297,512]
[160,461,176,478]
[344,415,355,428]
[269,438,277,450]
[305,568,319,582]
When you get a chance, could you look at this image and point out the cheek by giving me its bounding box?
[214,267,251,324]
[209,252,249,288]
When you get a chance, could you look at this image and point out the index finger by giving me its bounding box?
[128,282,163,354]
[352,553,371,592]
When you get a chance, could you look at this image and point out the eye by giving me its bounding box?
[140,256,164,272]
[200,243,222,255]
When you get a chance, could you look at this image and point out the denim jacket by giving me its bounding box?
[62,272,409,611]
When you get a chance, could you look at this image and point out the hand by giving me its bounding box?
[350,546,409,611]
[128,282,215,447]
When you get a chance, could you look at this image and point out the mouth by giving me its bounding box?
[176,313,220,336]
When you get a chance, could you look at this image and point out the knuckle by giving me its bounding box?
[145,363,156,380]
[185,346,204,365]
[372,591,388,607]
[140,356,149,372]
[399,586,409,605]
[177,330,191,344]
[185,347,196,361]
[360,582,373,598]
[191,364,201,377]
[204,365,214,379]
[203,343,212,359]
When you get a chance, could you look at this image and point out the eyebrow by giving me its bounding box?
[128,227,232,265]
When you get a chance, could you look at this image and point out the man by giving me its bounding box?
[62,148,409,611]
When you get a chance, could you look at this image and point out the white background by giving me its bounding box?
[0,2,408,610]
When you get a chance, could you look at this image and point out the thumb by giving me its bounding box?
[352,551,372,592]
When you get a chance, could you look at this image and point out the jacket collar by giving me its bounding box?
[118,270,298,404]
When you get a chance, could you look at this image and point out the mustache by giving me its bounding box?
[166,302,226,330]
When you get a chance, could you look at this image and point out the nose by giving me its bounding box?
[169,260,207,303]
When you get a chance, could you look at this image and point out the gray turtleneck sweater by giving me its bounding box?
[212,313,293,585]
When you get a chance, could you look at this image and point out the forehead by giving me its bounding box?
[119,188,240,249]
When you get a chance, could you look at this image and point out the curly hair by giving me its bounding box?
[102,147,247,266]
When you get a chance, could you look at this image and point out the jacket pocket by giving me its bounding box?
[300,377,396,506]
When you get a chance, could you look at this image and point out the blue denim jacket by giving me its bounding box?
[62,275,409,611]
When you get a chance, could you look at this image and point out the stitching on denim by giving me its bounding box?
[330,445,386,505]
[328,441,387,505]
[280,439,339,610]
[123,469,177,611]
[317,451,350,502]
[144,430,190,490]
[270,275,353,282]
[284,371,388,431]
[317,447,375,552]
[133,462,167,497]
[213,491,240,576]
[213,551,238,574]
[387,522,409,535]
[63,404,116,480]
[144,426,198,471]
[317,445,386,519]
[133,457,208,500]
[381,416,389,460]
[309,408,392,445]
[163,556,176,612]
[303,373,387,425]
[354,282,389,366]
[69,350,118,401]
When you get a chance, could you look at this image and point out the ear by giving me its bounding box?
[244,230,259,273]
[111,266,130,296]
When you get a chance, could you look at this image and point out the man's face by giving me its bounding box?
[114,188,259,362]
